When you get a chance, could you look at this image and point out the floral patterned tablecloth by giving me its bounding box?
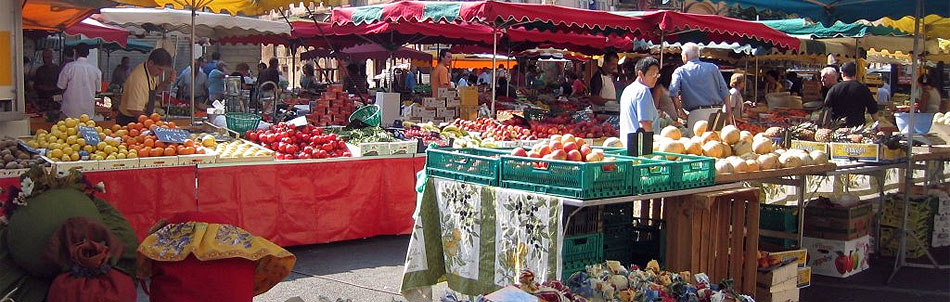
[401,177,563,296]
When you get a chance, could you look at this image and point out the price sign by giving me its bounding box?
[288,116,308,127]
[153,127,190,144]
[78,126,101,145]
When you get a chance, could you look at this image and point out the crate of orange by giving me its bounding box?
[120,113,191,168]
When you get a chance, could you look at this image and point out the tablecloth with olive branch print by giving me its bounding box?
[401,177,563,296]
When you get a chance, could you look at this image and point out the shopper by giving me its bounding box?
[620,56,661,147]
[258,58,280,91]
[110,56,131,88]
[56,43,101,118]
[203,52,221,75]
[33,49,61,113]
[174,57,208,104]
[916,75,941,113]
[231,62,252,88]
[477,67,492,86]
[765,70,784,93]
[405,66,418,92]
[208,61,228,101]
[727,73,745,121]
[669,43,731,130]
[589,52,620,105]
[823,62,878,127]
[118,48,175,125]
[300,64,317,90]
[877,75,891,106]
[431,50,452,98]
[820,67,839,101]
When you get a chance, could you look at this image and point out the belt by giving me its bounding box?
[686,105,721,111]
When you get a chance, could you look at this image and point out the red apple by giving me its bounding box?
[580,145,593,156]
[511,147,528,157]
[563,142,578,153]
[551,150,567,160]
[538,146,552,156]
[549,141,564,151]
[567,150,583,162]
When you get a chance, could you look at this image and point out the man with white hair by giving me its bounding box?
[820,66,839,101]
[669,43,731,130]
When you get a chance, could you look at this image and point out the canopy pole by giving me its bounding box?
[190,8,196,127]
[888,0,927,283]
[506,44,511,99]
[754,56,759,105]
[491,28,498,118]
[659,31,665,66]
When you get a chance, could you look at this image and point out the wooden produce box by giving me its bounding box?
[804,201,873,241]
[0,168,31,178]
[179,148,218,165]
[755,287,799,302]
[829,143,906,163]
[138,155,181,168]
[756,262,798,291]
[389,140,418,155]
[346,142,391,157]
[42,156,98,176]
[97,158,141,171]
[665,188,760,293]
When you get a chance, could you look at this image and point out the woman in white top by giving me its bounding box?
[917,75,942,113]
[726,73,745,121]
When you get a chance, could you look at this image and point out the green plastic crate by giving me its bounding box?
[640,152,716,190]
[499,156,634,200]
[617,155,677,195]
[425,148,509,186]
[564,205,602,236]
[603,203,634,227]
[602,218,665,267]
[562,233,604,280]
[759,204,799,249]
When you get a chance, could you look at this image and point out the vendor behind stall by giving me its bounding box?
[589,52,620,105]
[823,62,878,127]
[669,43,730,130]
[118,48,174,125]
[620,56,661,146]
[431,50,452,98]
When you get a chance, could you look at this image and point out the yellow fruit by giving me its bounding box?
[46,136,57,143]
[76,138,86,146]
[201,136,215,147]
[116,153,127,159]
[71,144,81,152]
[96,142,107,151]
[92,155,103,161]
[103,129,113,136]
[65,119,79,128]
[104,146,116,154]
[57,125,67,132]
[56,139,64,144]
[60,154,71,161]
[95,151,106,158]
[62,147,73,155]
[115,130,128,137]
[98,133,106,140]
[105,155,116,160]
[86,120,96,127]
[66,136,77,144]
[83,145,95,153]
[79,114,90,123]
[66,128,78,136]
[70,153,80,161]
[37,129,48,135]
[106,138,120,146]
[95,126,103,132]
[127,152,137,159]
[49,149,64,159]
[56,132,67,140]
[27,141,39,148]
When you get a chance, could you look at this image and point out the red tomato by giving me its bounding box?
[248,132,259,141]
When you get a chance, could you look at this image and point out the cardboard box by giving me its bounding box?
[437,88,449,99]
[459,105,479,120]
[797,266,812,288]
[802,235,870,278]
[445,98,461,107]
[442,89,458,100]
[756,262,798,290]
[459,86,479,106]
[346,142,391,157]
[421,109,437,120]
[376,92,401,128]
[830,142,907,163]
[437,107,457,118]
[790,140,829,153]
[423,98,446,108]
[804,201,873,240]
[768,249,808,267]
[755,287,799,302]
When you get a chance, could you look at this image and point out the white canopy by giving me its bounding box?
[98,7,291,39]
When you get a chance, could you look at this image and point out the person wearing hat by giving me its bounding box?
[118,48,175,125]
[823,61,878,127]
[208,60,229,102]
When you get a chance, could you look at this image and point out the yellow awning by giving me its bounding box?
[881,15,950,40]
[110,0,342,16]
[22,0,115,31]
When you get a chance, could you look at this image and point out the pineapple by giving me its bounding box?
[815,128,833,143]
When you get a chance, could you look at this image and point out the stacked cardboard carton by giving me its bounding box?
[404,88,464,123]
[309,84,357,126]
[458,86,479,120]
[755,262,800,302]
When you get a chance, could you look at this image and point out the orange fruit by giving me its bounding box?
[136,135,145,143]
[111,124,121,132]
[150,113,161,123]
[144,138,154,147]
[129,129,140,137]
[135,123,144,130]
[163,147,176,156]
[181,147,196,155]
[138,115,148,123]
[154,141,165,148]
[149,147,163,157]
[196,148,205,154]
[183,139,195,148]
[143,120,154,128]
[167,121,177,128]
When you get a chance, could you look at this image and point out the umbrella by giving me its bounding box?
[111,0,342,16]
[66,38,155,53]
[65,18,130,47]
[22,0,115,31]
[301,44,432,62]
[694,0,949,25]
[331,0,652,115]
[98,7,294,126]
[882,15,950,40]
[758,18,944,55]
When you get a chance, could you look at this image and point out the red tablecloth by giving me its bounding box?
[1,156,425,247]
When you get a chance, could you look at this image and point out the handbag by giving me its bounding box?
[45,218,136,302]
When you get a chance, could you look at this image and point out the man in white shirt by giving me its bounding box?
[877,76,891,106]
[56,43,101,118]
[477,67,492,85]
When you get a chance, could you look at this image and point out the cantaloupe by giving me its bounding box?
[661,126,682,140]
[701,131,721,144]
[659,141,686,158]
[810,150,829,164]
[779,153,803,168]
[684,140,703,156]
[694,120,709,137]
[703,141,724,158]
[746,159,760,172]
[739,131,754,144]
[715,160,734,175]
[603,137,624,148]
[720,142,733,157]
[753,138,774,154]
[732,140,753,157]
[757,153,780,170]
[721,125,740,145]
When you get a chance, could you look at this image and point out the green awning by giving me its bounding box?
[758,18,909,38]
[66,38,155,53]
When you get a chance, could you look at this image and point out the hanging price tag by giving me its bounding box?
[289,116,308,127]
[153,127,190,144]
[77,126,101,145]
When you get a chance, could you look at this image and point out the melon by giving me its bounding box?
[739,131,754,144]
[684,140,703,156]
[715,160,734,175]
[752,138,774,155]
[720,142,733,157]
[694,120,709,137]
[757,153,780,170]
[603,137,624,148]
[703,141,725,158]
[701,131,721,144]
[661,126,682,140]
[779,153,803,168]
[746,159,760,172]
[729,157,749,173]
[732,140,753,157]
[721,125,741,145]
[659,141,686,158]
[810,150,829,164]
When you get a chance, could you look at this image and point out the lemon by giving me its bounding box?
[56,133,67,140]
[98,133,106,140]
[49,149,63,159]
[76,138,86,146]
[70,153,80,161]
[79,114,90,123]
[57,125,66,132]
[66,128,78,136]
[71,144,81,152]
[95,126,102,132]
[116,153,127,159]
[62,147,73,155]
[60,154,71,161]
[96,142,107,151]
[115,130,128,137]
[66,136,77,144]
[127,152,137,159]
[86,120,96,127]
[37,129,48,135]
[105,155,116,160]
[95,151,106,158]
[27,141,39,148]
[129,149,138,156]
[83,145,94,153]
[46,135,57,143]
[92,155,103,161]
[65,119,79,128]
[104,145,116,154]
[103,129,112,136]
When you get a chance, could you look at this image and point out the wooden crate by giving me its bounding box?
[664,187,760,294]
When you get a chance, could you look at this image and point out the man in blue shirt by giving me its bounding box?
[669,43,731,130]
[203,52,221,76]
[620,56,661,147]
[207,61,228,101]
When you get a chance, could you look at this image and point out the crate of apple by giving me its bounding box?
[245,123,351,160]
[528,120,618,139]
[509,134,609,166]
[450,118,534,141]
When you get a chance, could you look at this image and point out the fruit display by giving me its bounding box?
[527,113,619,139]
[653,123,829,176]
[214,139,274,161]
[244,123,351,160]
[450,117,535,141]
[116,115,204,158]
[510,134,608,164]
[395,122,449,148]
[0,138,43,170]
[326,126,398,144]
